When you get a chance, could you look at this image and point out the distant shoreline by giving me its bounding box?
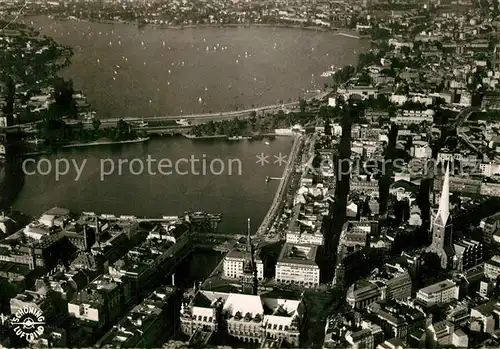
[45,15,364,38]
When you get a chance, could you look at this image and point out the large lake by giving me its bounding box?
[25,17,365,118]
[14,18,365,233]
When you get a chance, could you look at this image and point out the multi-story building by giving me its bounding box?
[338,220,379,255]
[180,291,305,347]
[223,249,264,281]
[453,239,482,271]
[367,303,408,339]
[275,244,320,287]
[411,141,432,159]
[286,229,324,246]
[285,205,324,246]
[96,286,181,347]
[434,176,482,195]
[416,279,459,307]
[376,338,408,349]
[436,151,478,167]
[479,162,500,177]
[484,255,500,280]
[481,92,500,110]
[351,178,379,193]
[345,329,375,349]
[480,182,500,197]
[479,213,500,245]
[346,264,412,310]
[68,273,132,329]
[469,301,500,334]
[338,86,379,100]
[109,223,192,301]
[390,109,434,125]
[427,321,468,348]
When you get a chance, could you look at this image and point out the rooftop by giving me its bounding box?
[487,255,500,267]
[277,243,318,266]
[418,279,456,294]
[98,286,177,347]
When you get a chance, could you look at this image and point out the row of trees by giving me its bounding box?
[37,117,137,146]
[189,108,317,137]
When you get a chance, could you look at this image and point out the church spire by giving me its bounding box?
[242,218,258,295]
[246,218,251,254]
[435,163,450,225]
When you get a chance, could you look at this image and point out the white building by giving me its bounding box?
[411,141,432,159]
[68,273,131,328]
[390,94,408,105]
[180,291,305,347]
[338,86,379,100]
[479,162,500,177]
[416,279,459,307]
[484,255,500,280]
[437,151,478,166]
[275,244,320,287]
[223,250,264,281]
[286,230,324,246]
[390,109,434,125]
[427,321,468,348]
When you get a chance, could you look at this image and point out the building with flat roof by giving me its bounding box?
[275,243,320,287]
[416,279,459,307]
[453,239,482,271]
[68,273,132,329]
[96,286,180,348]
[346,264,412,310]
[485,255,500,280]
[223,249,264,281]
[285,205,324,246]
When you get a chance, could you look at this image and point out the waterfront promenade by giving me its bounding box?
[255,133,305,242]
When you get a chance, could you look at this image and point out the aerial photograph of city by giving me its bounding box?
[1,0,500,348]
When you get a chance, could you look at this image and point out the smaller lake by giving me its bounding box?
[14,137,294,234]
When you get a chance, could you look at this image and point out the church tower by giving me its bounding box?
[241,218,258,295]
[426,164,454,269]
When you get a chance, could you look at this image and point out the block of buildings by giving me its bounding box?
[426,321,468,348]
[390,109,434,125]
[285,205,324,246]
[469,301,500,334]
[96,286,180,347]
[68,273,132,329]
[346,264,412,310]
[180,291,305,347]
[275,243,320,287]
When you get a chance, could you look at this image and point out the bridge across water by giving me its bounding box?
[8,90,331,132]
